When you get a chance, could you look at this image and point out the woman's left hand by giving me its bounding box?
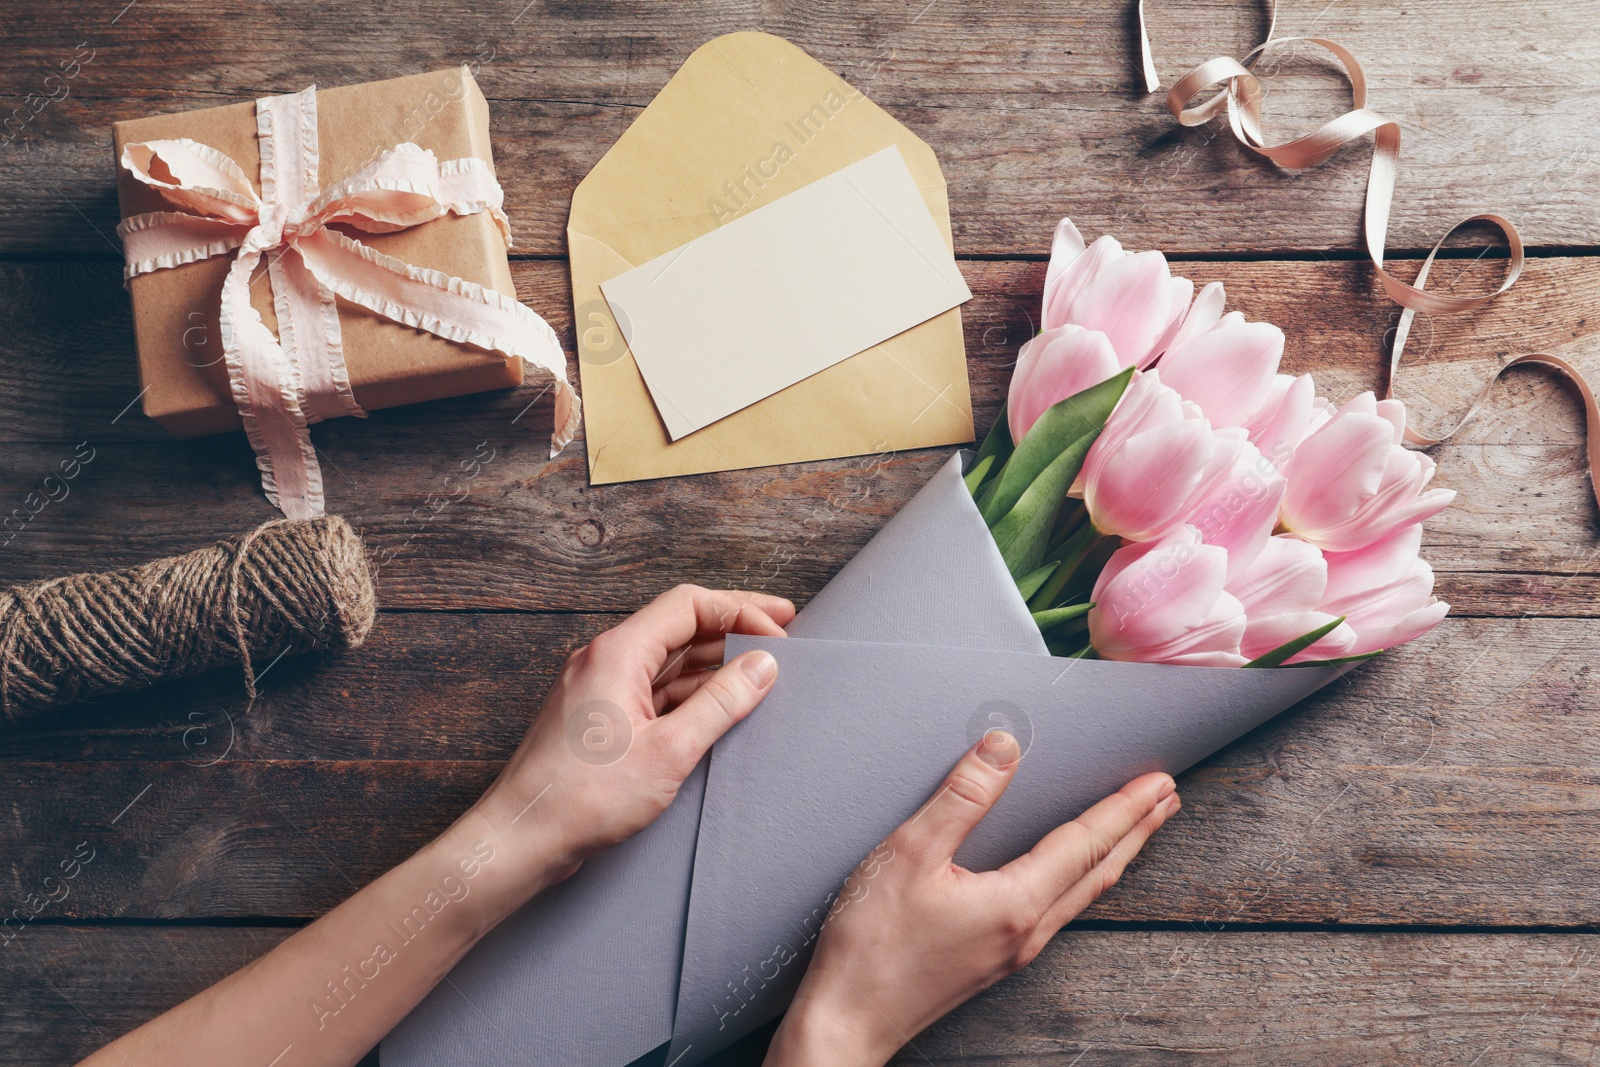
[462,584,795,897]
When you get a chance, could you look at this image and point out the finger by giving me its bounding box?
[654,649,778,775]
[1002,772,1175,907]
[892,731,1021,867]
[650,645,692,689]
[612,585,795,665]
[650,608,787,690]
[1027,792,1179,951]
[648,637,724,689]
[652,669,716,713]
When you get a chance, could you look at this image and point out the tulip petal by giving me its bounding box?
[1239,611,1358,662]
[1086,418,1217,540]
[1187,442,1287,582]
[1140,275,1197,370]
[1007,326,1123,443]
[1090,530,1238,653]
[1058,250,1175,368]
[1158,280,1226,364]
[1159,314,1285,429]
[1045,217,1087,285]
[1282,410,1393,533]
[1043,234,1122,333]
[1248,372,1315,470]
[1341,600,1449,656]
[1228,535,1328,614]
[1320,523,1424,609]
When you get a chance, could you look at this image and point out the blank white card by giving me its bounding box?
[600,146,973,441]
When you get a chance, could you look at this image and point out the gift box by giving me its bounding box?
[111,68,576,518]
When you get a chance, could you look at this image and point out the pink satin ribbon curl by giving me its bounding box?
[117,84,580,519]
[1137,1,1600,510]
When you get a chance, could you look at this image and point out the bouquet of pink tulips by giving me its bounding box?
[967,219,1454,666]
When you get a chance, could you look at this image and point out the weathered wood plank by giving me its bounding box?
[5,925,1598,1066]
[1,617,1599,925]
[2,0,1595,256]
[8,255,1593,448]
[0,257,1593,613]
[913,929,1600,1065]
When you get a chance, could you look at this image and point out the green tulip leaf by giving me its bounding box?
[973,402,1014,477]
[989,428,1099,578]
[1031,602,1093,631]
[1243,616,1347,669]
[963,454,996,496]
[1014,561,1061,602]
[981,367,1132,526]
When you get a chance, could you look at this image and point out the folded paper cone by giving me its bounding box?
[387,452,1355,1066]
[665,453,1350,1062]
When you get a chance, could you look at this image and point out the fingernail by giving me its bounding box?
[1159,793,1181,817]
[1156,775,1177,801]
[741,650,777,688]
[977,730,1019,769]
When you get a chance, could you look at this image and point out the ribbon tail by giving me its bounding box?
[1136,0,1160,93]
[269,245,365,423]
[295,228,581,457]
[219,250,325,520]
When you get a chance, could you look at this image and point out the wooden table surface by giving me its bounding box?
[3,1,1599,1064]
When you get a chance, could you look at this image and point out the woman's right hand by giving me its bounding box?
[764,731,1180,1067]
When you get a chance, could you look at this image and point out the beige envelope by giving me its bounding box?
[569,31,974,484]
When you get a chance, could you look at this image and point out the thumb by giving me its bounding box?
[895,731,1021,866]
[657,649,778,775]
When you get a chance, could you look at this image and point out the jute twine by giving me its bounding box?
[0,515,375,726]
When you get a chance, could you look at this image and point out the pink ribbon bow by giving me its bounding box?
[116,84,580,519]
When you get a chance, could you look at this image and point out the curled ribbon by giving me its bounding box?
[1136,1,1599,509]
[117,83,581,520]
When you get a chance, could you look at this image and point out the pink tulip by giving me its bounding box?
[1080,370,1244,542]
[1280,392,1456,553]
[1156,311,1285,430]
[1227,535,1357,663]
[1245,372,1326,470]
[1184,439,1286,583]
[1089,525,1248,667]
[1041,218,1204,370]
[1320,523,1449,656]
[1006,324,1122,443]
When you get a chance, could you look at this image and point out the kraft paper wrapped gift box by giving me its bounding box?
[111,68,524,439]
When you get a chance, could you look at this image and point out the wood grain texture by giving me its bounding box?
[2,0,1597,1061]
[0,617,1597,926]
[6,925,1599,1067]
[0,257,1593,615]
[1,0,1595,256]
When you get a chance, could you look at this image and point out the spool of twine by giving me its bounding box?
[0,515,376,727]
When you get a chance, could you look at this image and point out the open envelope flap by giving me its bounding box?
[668,639,1345,1063]
[569,31,973,483]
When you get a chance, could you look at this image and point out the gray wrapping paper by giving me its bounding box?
[382,761,706,1067]
[666,453,1343,1063]
[386,451,1346,1066]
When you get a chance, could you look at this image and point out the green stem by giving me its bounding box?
[1027,524,1109,612]
[1044,500,1089,557]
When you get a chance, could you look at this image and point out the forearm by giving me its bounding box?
[78,803,567,1067]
